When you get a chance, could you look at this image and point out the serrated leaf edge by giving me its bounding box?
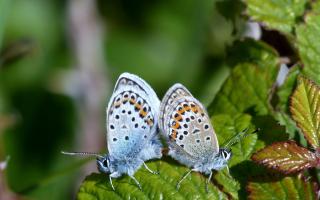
[251,140,319,174]
[290,76,320,148]
[246,173,320,200]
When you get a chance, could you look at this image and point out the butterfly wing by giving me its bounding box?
[159,84,219,163]
[106,73,160,160]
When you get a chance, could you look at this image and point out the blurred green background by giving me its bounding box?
[0,0,247,199]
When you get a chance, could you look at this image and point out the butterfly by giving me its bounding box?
[62,72,162,190]
[158,83,232,191]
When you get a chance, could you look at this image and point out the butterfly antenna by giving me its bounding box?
[223,128,260,148]
[61,151,104,159]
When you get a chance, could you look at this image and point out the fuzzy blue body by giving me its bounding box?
[98,137,162,177]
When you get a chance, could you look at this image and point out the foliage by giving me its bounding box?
[78,160,238,200]
[252,141,319,174]
[290,77,320,148]
[246,0,307,34]
[247,174,318,200]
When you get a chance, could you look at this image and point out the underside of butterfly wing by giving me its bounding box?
[159,84,219,164]
[106,73,161,160]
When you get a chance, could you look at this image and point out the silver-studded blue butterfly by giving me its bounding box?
[63,72,162,190]
[159,83,232,190]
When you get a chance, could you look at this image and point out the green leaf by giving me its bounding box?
[211,114,257,167]
[77,158,239,200]
[296,13,320,85]
[247,175,319,200]
[208,40,279,116]
[290,76,320,149]
[251,141,319,174]
[77,114,259,199]
[274,65,300,138]
[226,39,279,69]
[208,63,277,116]
[246,0,307,34]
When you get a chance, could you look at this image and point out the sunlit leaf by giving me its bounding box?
[246,0,307,34]
[296,14,320,84]
[208,40,279,116]
[208,63,277,116]
[290,76,320,149]
[252,141,319,174]
[77,158,239,200]
[247,174,319,200]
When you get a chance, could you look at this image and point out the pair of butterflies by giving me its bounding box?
[63,72,233,191]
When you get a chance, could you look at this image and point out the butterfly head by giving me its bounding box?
[96,155,111,174]
[211,148,232,170]
[219,148,232,161]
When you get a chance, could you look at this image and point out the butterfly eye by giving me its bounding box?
[223,151,228,159]
[222,150,231,160]
[103,159,109,167]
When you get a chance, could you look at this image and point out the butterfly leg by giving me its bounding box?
[205,171,213,193]
[143,162,159,175]
[225,165,230,174]
[109,175,115,191]
[109,171,121,190]
[176,169,194,190]
[129,175,142,190]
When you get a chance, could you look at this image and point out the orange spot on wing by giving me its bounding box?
[171,121,181,129]
[139,110,147,118]
[191,106,199,113]
[184,105,191,111]
[130,99,136,104]
[175,114,182,121]
[171,130,177,140]
[146,118,154,126]
[114,101,121,107]
[178,108,186,115]
[134,103,142,111]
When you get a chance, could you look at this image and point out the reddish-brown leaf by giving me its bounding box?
[251,141,320,174]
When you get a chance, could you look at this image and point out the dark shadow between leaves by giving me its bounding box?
[230,160,267,200]
[251,115,288,146]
